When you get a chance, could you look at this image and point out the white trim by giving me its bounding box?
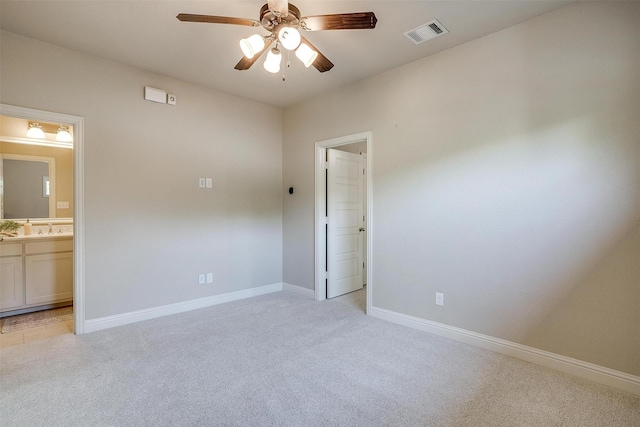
[0,135,73,150]
[314,132,373,316]
[369,306,640,396]
[282,282,315,299]
[0,104,85,335]
[84,282,284,333]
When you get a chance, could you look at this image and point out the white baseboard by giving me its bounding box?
[369,306,640,396]
[282,282,315,299]
[84,282,284,333]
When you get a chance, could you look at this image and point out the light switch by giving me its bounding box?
[199,178,206,188]
[206,178,213,188]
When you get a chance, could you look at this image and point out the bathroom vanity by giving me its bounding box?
[0,233,73,316]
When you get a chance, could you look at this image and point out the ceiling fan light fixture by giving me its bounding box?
[295,43,318,68]
[263,47,282,73]
[56,125,73,142]
[278,26,301,51]
[239,34,265,59]
[27,122,46,139]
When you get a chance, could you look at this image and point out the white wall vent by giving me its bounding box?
[403,20,448,44]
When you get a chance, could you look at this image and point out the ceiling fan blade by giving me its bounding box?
[300,36,334,73]
[301,12,377,31]
[234,38,274,71]
[177,13,259,27]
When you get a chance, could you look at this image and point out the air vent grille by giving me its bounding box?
[403,19,448,45]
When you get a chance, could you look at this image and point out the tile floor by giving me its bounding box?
[0,315,74,349]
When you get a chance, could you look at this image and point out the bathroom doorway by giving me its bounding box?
[0,104,85,340]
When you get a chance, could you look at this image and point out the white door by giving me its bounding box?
[327,149,364,298]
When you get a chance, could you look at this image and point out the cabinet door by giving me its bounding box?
[25,252,73,306]
[0,256,25,310]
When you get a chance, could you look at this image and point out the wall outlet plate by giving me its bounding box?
[199,178,206,188]
[436,292,444,306]
[206,273,213,283]
[167,94,176,105]
[205,178,213,188]
[198,274,205,284]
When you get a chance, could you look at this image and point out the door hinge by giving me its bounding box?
[324,216,329,224]
[325,271,329,280]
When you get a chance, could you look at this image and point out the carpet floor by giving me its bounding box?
[0,289,638,426]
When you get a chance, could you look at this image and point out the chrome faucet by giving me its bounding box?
[48,222,53,234]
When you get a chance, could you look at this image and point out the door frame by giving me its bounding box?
[0,104,85,334]
[314,131,372,314]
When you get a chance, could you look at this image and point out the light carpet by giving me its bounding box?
[0,289,638,426]
[1,306,73,334]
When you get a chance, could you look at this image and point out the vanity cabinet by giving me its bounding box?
[25,240,73,306]
[0,236,73,314]
[0,244,25,310]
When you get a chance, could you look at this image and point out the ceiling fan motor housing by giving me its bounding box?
[260,3,301,31]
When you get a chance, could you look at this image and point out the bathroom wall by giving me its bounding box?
[0,31,283,320]
[282,2,640,375]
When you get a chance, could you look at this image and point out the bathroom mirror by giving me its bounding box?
[0,154,56,219]
[0,115,73,221]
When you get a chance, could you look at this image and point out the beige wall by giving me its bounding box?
[0,141,73,218]
[282,2,640,375]
[1,31,283,320]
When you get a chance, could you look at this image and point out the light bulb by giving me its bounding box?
[27,123,45,139]
[278,27,301,51]
[239,34,265,59]
[263,47,282,73]
[295,43,318,68]
[56,125,73,142]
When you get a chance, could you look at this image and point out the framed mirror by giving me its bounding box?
[0,153,56,219]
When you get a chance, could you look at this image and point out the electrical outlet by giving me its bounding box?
[199,178,205,188]
[198,274,205,284]
[167,94,176,105]
[435,292,444,306]
[206,273,213,283]
[205,178,213,188]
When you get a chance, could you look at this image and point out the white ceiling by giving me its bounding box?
[0,1,572,108]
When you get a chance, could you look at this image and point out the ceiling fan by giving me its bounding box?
[177,0,377,74]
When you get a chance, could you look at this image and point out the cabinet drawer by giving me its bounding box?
[0,243,23,257]
[25,239,73,255]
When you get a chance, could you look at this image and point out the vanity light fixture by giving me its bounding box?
[27,122,46,139]
[56,125,73,142]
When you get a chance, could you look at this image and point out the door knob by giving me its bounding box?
[359,227,365,232]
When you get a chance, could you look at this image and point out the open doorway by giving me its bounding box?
[0,104,85,337]
[314,132,372,314]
